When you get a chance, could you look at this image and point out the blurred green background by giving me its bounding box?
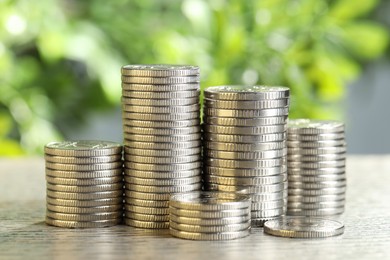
[0,0,389,155]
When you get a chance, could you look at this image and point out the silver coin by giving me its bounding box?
[287,146,347,155]
[286,207,345,216]
[205,141,286,152]
[288,179,347,189]
[288,194,346,203]
[288,173,346,182]
[263,216,344,238]
[125,154,199,164]
[46,197,123,207]
[126,198,170,208]
[124,168,200,179]
[169,207,250,219]
[169,215,251,226]
[122,97,199,106]
[46,217,121,228]
[45,161,123,171]
[287,153,346,162]
[288,119,345,134]
[251,200,286,210]
[46,176,123,186]
[169,227,250,240]
[287,200,345,210]
[125,190,173,201]
[124,176,201,186]
[46,210,122,221]
[124,147,201,157]
[121,64,199,77]
[121,75,200,85]
[288,167,345,175]
[204,107,289,118]
[45,168,123,179]
[287,133,345,141]
[125,212,169,222]
[124,218,169,229]
[122,89,199,99]
[44,140,123,157]
[251,208,285,218]
[247,192,287,202]
[124,133,201,143]
[204,133,286,143]
[125,204,169,215]
[204,174,287,186]
[287,140,346,148]
[204,166,287,177]
[124,140,200,150]
[44,154,122,164]
[122,104,200,114]
[205,149,287,160]
[123,112,199,121]
[46,190,123,200]
[124,161,201,171]
[47,204,123,214]
[122,83,199,92]
[169,221,250,233]
[203,124,287,135]
[123,119,200,128]
[204,85,290,100]
[287,160,346,169]
[46,183,123,193]
[251,217,279,227]
[204,116,287,126]
[288,186,346,196]
[169,191,251,211]
[124,126,200,136]
[125,183,202,193]
[204,98,289,109]
[208,182,286,193]
[205,158,285,168]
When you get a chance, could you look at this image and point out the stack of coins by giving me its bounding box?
[202,85,290,226]
[121,65,202,229]
[44,140,124,228]
[169,191,251,240]
[287,119,347,216]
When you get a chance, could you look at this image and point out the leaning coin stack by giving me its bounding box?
[287,119,347,216]
[169,191,251,240]
[121,65,202,229]
[202,85,290,226]
[44,140,124,228]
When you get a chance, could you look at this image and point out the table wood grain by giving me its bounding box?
[1,156,389,260]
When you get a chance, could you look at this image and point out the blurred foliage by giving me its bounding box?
[0,0,388,155]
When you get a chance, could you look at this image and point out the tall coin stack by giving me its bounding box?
[202,85,290,226]
[121,65,203,229]
[287,119,347,216]
[169,191,251,240]
[44,140,124,228]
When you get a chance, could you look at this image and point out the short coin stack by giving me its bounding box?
[169,191,251,240]
[202,85,290,226]
[287,119,347,216]
[121,65,202,229]
[44,140,124,228]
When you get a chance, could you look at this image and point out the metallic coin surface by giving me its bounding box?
[44,140,123,157]
[125,154,199,164]
[124,218,169,229]
[122,83,199,92]
[203,124,287,135]
[126,198,170,208]
[169,214,251,226]
[46,176,123,186]
[125,183,202,193]
[46,210,122,221]
[123,119,200,128]
[205,158,285,168]
[46,183,123,193]
[125,161,201,171]
[124,168,200,179]
[204,107,289,118]
[125,204,169,215]
[124,140,200,150]
[204,85,290,100]
[44,154,122,164]
[169,221,250,233]
[204,98,289,109]
[169,207,250,219]
[204,174,287,186]
[169,227,250,240]
[46,217,121,228]
[208,182,286,193]
[121,64,199,77]
[287,194,346,203]
[122,97,199,106]
[286,207,345,216]
[287,200,346,210]
[287,133,345,141]
[263,216,344,238]
[124,176,202,186]
[45,169,123,179]
[125,212,169,222]
[46,190,123,200]
[288,186,347,196]
[288,119,345,134]
[46,197,123,207]
[47,204,123,214]
[204,133,286,143]
[205,141,286,152]
[123,112,199,121]
[121,75,200,85]
[287,140,346,148]
[123,126,200,136]
[124,147,201,157]
[45,161,123,171]
[205,149,287,160]
[204,166,287,177]
[204,116,287,126]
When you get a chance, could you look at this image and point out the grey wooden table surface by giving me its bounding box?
[0,156,389,260]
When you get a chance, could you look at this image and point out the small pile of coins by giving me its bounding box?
[202,85,290,226]
[44,141,124,228]
[169,191,251,240]
[121,65,203,229]
[287,119,347,216]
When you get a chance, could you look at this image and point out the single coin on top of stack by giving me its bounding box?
[202,85,290,226]
[287,119,347,217]
[44,140,124,228]
[169,191,251,240]
[121,65,202,229]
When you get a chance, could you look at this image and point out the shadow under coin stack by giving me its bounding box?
[121,65,202,229]
[287,119,347,217]
[169,191,251,240]
[202,85,290,226]
[44,141,124,228]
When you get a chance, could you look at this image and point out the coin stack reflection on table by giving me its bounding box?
[202,85,290,226]
[121,65,203,229]
[169,191,251,240]
[286,119,347,216]
[44,141,124,228]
